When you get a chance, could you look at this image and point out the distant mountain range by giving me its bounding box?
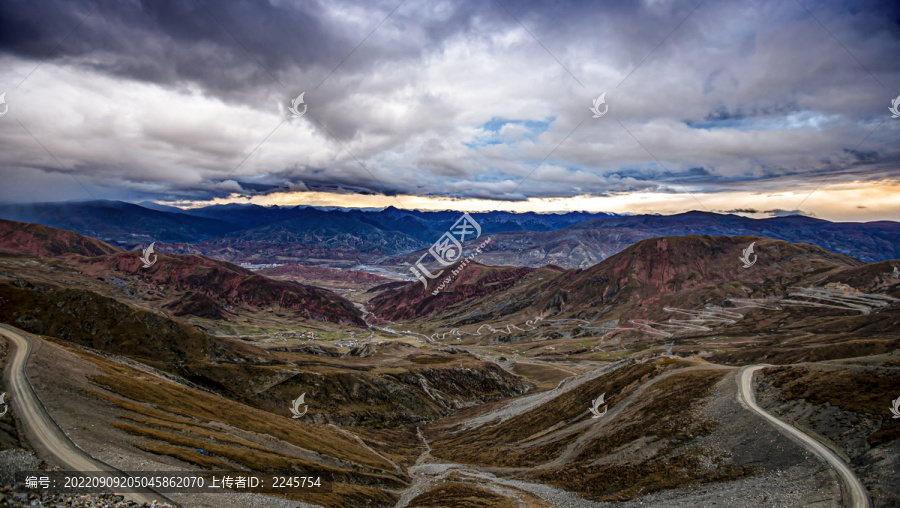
[393,211,900,270]
[0,200,897,269]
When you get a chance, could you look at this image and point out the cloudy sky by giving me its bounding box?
[1,0,898,221]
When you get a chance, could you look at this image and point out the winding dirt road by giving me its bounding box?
[738,365,870,508]
[0,324,171,506]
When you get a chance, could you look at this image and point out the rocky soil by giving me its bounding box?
[754,360,900,508]
[0,485,177,507]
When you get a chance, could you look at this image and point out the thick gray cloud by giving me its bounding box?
[0,0,898,213]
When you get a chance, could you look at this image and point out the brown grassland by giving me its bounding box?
[428,361,689,467]
[48,337,411,507]
[761,365,900,446]
[525,369,751,501]
[407,483,526,508]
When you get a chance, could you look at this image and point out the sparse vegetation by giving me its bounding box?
[428,361,690,467]
[525,369,751,501]
[407,483,521,507]
[761,366,900,446]
[3,219,898,507]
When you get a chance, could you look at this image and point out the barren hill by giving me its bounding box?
[533,235,862,323]
[0,219,121,257]
[368,262,549,322]
[0,219,366,327]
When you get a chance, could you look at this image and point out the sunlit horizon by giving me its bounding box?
[158,179,900,223]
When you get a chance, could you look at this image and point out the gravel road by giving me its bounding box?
[0,324,173,506]
[738,364,870,508]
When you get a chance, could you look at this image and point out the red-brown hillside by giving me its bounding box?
[257,263,391,286]
[368,261,552,321]
[533,235,862,322]
[0,220,365,327]
[68,252,366,326]
[0,219,121,257]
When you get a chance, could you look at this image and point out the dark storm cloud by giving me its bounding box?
[0,0,899,212]
[2,0,353,95]
[0,0,517,99]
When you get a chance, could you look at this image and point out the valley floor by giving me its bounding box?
[5,323,892,507]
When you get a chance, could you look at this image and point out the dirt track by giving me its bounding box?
[0,321,868,507]
[0,324,172,506]
[738,364,870,508]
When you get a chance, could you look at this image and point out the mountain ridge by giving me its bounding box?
[1,201,897,268]
[0,219,366,327]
